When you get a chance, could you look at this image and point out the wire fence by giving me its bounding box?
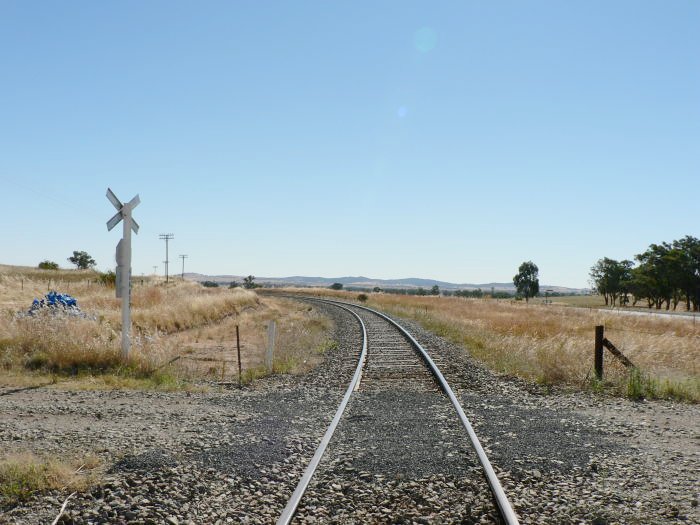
[604,325,700,339]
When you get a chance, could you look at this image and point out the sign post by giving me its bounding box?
[106,188,140,360]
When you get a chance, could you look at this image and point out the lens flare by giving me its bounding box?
[414,27,437,53]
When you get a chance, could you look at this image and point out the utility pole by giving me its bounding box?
[106,188,140,360]
[153,265,158,275]
[159,233,174,283]
[179,254,188,280]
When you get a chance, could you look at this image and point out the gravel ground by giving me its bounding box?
[0,299,698,524]
[388,314,699,525]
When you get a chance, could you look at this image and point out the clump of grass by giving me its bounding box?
[0,452,99,506]
[80,370,196,392]
[241,365,268,384]
[625,368,699,401]
[626,368,656,400]
[318,340,339,353]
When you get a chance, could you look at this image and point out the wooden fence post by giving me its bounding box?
[266,320,276,373]
[220,345,226,382]
[236,325,242,388]
[595,325,604,380]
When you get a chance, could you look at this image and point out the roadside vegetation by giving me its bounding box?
[267,287,699,402]
[0,265,333,391]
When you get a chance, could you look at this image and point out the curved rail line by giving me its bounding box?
[277,298,519,525]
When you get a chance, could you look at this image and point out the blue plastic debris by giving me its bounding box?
[44,291,78,308]
[26,291,83,316]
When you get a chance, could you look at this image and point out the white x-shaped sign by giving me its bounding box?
[106,188,140,233]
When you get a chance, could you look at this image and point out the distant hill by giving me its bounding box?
[184,273,586,294]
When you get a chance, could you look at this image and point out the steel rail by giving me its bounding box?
[328,300,520,525]
[276,301,368,525]
[276,296,519,525]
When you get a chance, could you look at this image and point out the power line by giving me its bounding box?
[159,234,174,283]
[179,254,188,280]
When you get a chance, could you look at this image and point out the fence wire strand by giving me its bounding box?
[604,325,700,339]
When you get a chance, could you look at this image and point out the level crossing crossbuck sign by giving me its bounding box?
[106,188,140,359]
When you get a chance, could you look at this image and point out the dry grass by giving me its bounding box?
[267,288,700,402]
[0,267,257,388]
[170,296,334,383]
[0,267,335,389]
[0,452,100,506]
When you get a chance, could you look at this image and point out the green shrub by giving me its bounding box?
[37,260,59,270]
[98,270,116,287]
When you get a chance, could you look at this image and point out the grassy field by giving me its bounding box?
[268,288,700,402]
[0,266,333,390]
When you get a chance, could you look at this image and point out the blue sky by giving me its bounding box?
[1,1,698,288]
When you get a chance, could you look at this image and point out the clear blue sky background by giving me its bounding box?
[1,1,698,288]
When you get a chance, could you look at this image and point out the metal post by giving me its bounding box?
[106,188,140,362]
[236,325,242,387]
[121,206,132,359]
[594,325,604,380]
[266,320,276,373]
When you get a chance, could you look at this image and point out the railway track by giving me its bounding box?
[277,298,519,524]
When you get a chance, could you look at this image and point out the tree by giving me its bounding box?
[357,293,368,302]
[330,283,343,290]
[243,275,257,289]
[513,261,539,303]
[202,281,219,288]
[592,235,700,311]
[229,281,240,289]
[38,260,59,270]
[67,251,96,270]
[589,258,633,306]
[617,260,634,306]
[635,244,675,310]
[430,285,440,295]
[671,236,700,311]
[455,288,484,298]
[373,287,382,293]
